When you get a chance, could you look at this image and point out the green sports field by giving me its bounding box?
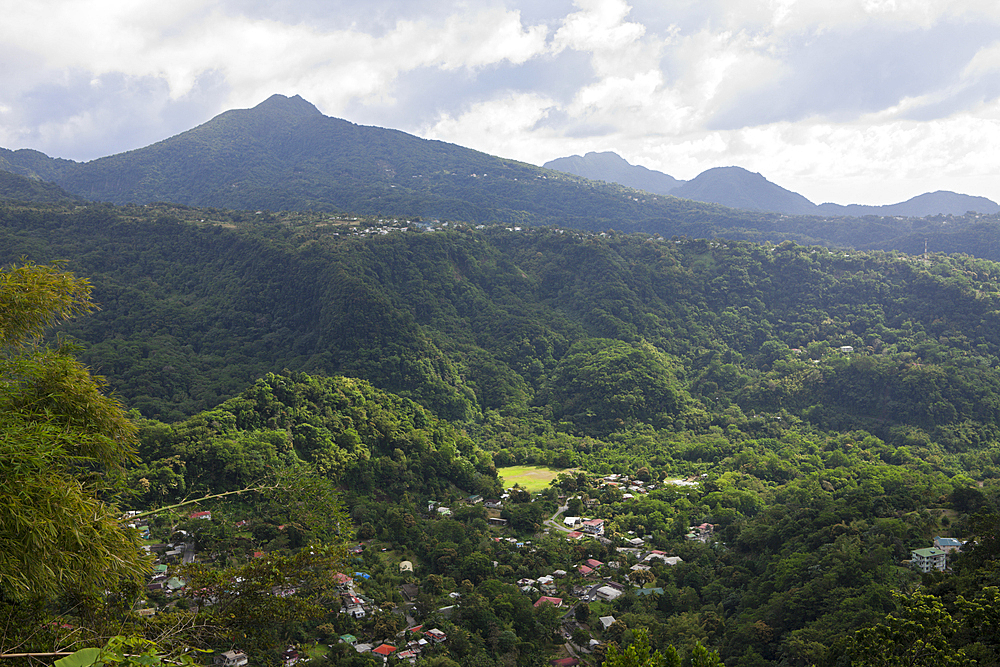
[497,465,569,493]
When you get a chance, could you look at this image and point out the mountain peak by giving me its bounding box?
[252,94,323,118]
[544,151,681,195]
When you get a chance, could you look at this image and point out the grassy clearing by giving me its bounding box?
[497,465,570,492]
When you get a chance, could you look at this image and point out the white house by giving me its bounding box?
[911,547,947,572]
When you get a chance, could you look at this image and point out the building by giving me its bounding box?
[581,519,605,536]
[214,652,248,667]
[911,547,947,572]
[933,536,964,554]
[595,585,623,601]
[534,596,564,608]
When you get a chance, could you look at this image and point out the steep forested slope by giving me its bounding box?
[4,200,1000,464]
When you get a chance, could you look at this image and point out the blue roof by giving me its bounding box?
[935,537,962,547]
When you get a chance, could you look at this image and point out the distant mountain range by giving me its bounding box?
[5,94,1000,256]
[543,151,1000,218]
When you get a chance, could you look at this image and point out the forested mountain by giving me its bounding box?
[3,94,1000,253]
[5,199,1000,449]
[543,152,683,196]
[4,200,1000,666]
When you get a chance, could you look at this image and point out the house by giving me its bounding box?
[840,345,854,353]
[399,560,413,574]
[465,494,484,504]
[538,575,556,592]
[566,531,584,540]
[584,558,603,569]
[340,634,358,646]
[188,510,212,520]
[599,616,616,631]
[214,651,248,667]
[636,587,664,597]
[552,569,568,578]
[372,644,396,658]
[578,565,594,577]
[563,516,582,528]
[401,583,419,601]
[281,647,300,667]
[686,523,714,542]
[595,585,623,601]
[488,517,508,527]
[911,547,947,572]
[425,629,447,643]
[484,499,503,509]
[645,553,683,566]
[581,519,605,536]
[934,537,964,554]
[436,507,452,517]
[534,596,564,608]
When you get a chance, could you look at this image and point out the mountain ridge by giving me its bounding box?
[544,150,1000,218]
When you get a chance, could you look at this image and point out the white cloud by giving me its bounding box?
[422,92,559,156]
[3,0,1000,204]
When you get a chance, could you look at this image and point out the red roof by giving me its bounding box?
[372,644,396,656]
[567,531,584,539]
[578,565,594,575]
[534,596,563,607]
[188,510,211,519]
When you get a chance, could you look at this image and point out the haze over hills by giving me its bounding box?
[544,151,1000,218]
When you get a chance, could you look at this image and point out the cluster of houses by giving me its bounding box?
[340,626,448,664]
[910,536,965,573]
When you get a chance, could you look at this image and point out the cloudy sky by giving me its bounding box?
[3,0,1000,205]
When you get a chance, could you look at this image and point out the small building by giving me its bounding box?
[840,345,854,354]
[340,634,358,646]
[534,596,563,608]
[426,629,447,643]
[214,651,248,667]
[189,510,212,520]
[372,644,396,658]
[599,616,616,631]
[488,517,509,527]
[484,499,503,509]
[401,583,420,601]
[595,585,623,602]
[911,547,947,572]
[563,516,582,528]
[933,537,964,554]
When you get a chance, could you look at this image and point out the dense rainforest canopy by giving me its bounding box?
[1,203,999,666]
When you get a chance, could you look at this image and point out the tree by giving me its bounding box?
[848,592,968,666]
[602,629,679,667]
[0,262,148,601]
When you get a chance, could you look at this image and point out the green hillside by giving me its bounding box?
[3,202,1000,666]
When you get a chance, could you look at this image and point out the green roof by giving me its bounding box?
[912,547,945,557]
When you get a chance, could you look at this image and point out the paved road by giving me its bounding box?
[543,504,571,533]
